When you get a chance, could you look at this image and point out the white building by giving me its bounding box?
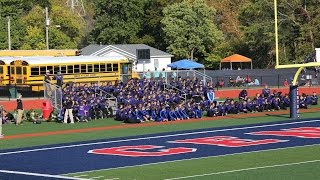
[80,44,173,72]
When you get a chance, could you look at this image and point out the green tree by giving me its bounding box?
[161,0,223,61]
[21,26,46,50]
[238,0,320,68]
[90,0,146,44]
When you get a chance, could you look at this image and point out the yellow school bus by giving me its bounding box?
[0,57,14,86]
[7,56,137,91]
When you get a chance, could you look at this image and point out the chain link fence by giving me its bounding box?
[44,82,62,111]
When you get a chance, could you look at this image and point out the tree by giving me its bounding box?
[238,0,320,68]
[90,0,146,44]
[21,26,46,50]
[161,0,223,61]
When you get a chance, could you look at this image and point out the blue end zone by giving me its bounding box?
[0,118,319,177]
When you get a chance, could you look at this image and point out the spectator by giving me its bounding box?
[153,67,160,80]
[254,78,260,86]
[206,88,215,103]
[63,96,74,124]
[283,79,289,87]
[311,92,318,105]
[16,93,24,125]
[160,68,166,80]
[53,71,63,87]
[262,85,270,97]
[144,69,151,79]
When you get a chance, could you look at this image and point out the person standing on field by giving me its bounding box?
[63,96,74,124]
[16,93,24,125]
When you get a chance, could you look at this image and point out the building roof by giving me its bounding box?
[80,44,173,59]
[221,54,252,63]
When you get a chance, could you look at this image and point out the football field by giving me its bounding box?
[0,112,320,180]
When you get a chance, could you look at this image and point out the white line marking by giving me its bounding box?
[64,144,320,175]
[164,159,320,180]
[1,119,319,156]
[104,178,119,180]
[91,176,104,179]
[0,169,88,180]
[73,175,89,178]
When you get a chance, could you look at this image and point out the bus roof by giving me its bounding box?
[0,57,15,64]
[13,56,129,65]
[0,50,78,57]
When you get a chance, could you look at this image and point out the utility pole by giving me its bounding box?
[45,7,50,50]
[7,16,11,50]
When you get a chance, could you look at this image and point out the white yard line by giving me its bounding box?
[0,169,88,180]
[164,159,320,180]
[1,119,319,156]
[64,144,320,175]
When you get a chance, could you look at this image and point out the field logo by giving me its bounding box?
[88,145,197,157]
[171,136,286,147]
[250,127,320,138]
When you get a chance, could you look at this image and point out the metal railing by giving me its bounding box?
[96,86,118,113]
[0,105,3,137]
[43,82,62,111]
[135,70,213,84]
[164,83,187,100]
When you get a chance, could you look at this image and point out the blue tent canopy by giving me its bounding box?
[167,59,205,69]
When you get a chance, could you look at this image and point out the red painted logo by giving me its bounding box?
[171,136,285,147]
[88,145,197,157]
[250,127,320,138]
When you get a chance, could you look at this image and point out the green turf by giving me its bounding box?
[1,111,319,150]
[65,145,320,180]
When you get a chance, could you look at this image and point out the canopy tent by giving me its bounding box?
[167,59,204,69]
[220,54,252,70]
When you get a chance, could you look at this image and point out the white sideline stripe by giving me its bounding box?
[1,119,319,156]
[64,144,320,175]
[73,175,89,178]
[164,159,320,180]
[0,170,88,180]
[91,176,104,179]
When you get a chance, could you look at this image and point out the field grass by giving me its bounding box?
[65,145,320,180]
[0,110,319,150]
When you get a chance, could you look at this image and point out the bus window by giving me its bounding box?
[94,64,99,72]
[67,65,73,74]
[54,66,60,74]
[40,66,46,75]
[87,64,93,73]
[0,66,3,74]
[121,64,128,74]
[100,63,106,72]
[31,67,39,75]
[16,67,22,75]
[107,64,112,71]
[80,64,86,73]
[74,65,80,73]
[47,66,53,74]
[61,65,66,74]
[11,67,15,74]
[23,67,27,75]
[113,64,118,72]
